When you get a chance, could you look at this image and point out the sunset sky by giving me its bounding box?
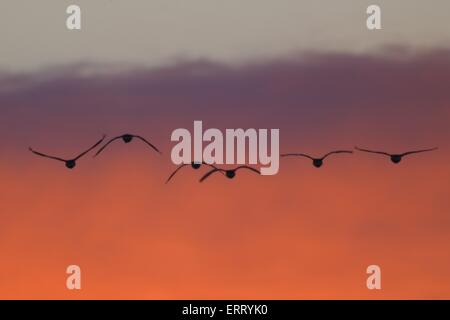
[0,1,449,299]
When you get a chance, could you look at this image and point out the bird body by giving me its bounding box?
[390,155,402,164]
[65,160,76,169]
[225,170,236,179]
[313,159,323,168]
[122,134,133,143]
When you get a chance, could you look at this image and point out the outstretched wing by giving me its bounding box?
[281,153,314,160]
[322,150,353,160]
[165,164,189,184]
[401,147,438,157]
[355,147,391,156]
[201,162,222,171]
[234,165,261,175]
[134,135,161,154]
[199,168,224,183]
[94,135,121,157]
[29,147,66,162]
[75,135,106,160]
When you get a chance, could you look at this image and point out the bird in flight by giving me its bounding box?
[355,147,438,164]
[95,134,161,157]
[29,135,106,169]
[281,150,353,168]
[166,161,220,184]
[200,165,260,182]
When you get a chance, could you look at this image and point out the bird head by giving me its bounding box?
[313,159,323,168]
[390,155,402,164]
[191,162,202,169]
[65,160,76,169]
[225,170,236,179]
[122,134,133,143]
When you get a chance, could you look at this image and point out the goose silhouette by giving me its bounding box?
[355,147,438,164]
[95,134,161,157]
[29,135,106,169]
[166,161,220,184]
[200,165,260,182]
[281,150,353,168]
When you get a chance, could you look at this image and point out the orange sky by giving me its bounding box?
[1,145,449,299]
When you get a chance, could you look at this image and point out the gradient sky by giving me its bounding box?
[0,2,450,299]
